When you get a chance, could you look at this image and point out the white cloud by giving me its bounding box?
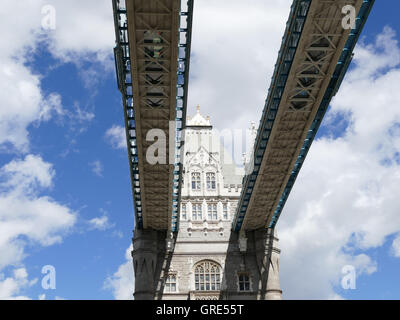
[88,216,109,231]
[0,155,76,271]
[0,0,114,153]
[104,245,134,300]
[0,268,37,300]
[44,0,114,64]
[0,0,113,300]
[88,210,114,231]
[277,27,400,299]
[89,216,109,231]
[0,59,63,153]
[185,0,294,167]
[105,125,126,150]
[89,160,104,177]
[187,0,292,132]
[70,103,95,123]
[0,0,114,64]
[392,235,400,258]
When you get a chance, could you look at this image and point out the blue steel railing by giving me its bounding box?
[113,0,144,229]
[233,0,375,231]
[268,0,375,228]
[172,0,194,232]
[233,0,312,232]
[113,0,193,231]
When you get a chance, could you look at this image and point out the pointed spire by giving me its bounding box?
[187,105,211,127]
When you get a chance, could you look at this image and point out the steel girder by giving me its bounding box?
[113,0,194,231]
[234,0,375,231]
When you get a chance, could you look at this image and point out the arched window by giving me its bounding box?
[191,172,201,190]
[194,261,221,291]
[206,172,216,190]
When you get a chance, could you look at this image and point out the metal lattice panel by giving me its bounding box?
[234,0,375,231]
[113,0,193,231]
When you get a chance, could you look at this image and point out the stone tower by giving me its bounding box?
[132,107,282,300]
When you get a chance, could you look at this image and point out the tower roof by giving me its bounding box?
[186,105,211,127]
[183,105,244,186]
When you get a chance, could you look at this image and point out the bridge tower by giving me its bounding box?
[132,107,282,300]
[114,0,375,301]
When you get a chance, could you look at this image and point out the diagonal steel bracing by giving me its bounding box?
[234,0,375,231]
[113,0,194,231]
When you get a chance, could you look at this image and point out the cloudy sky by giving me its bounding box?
[0,0,399,300]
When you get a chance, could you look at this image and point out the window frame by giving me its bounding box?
[165,273,177,293]
[222,203,228,220]
[206,172,216,190]
[181,203,187,220]
[237,273,251,292]
[194,260,221,291]
[192,203,202,221]
[191,172,201,191]
[207,203,218,220]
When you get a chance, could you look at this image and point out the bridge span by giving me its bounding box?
[233,0,375,231]
[113,0,193,231]
[112,0,375,300]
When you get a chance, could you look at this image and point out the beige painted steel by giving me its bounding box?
[126,0,180,230]
[242,0,363,230]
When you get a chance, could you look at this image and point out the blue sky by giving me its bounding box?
[0,32,133,299]
[0,0,400,300]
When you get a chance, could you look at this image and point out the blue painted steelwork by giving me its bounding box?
[113,0,193,231]
[172,0,194,232]
[233,0,312,232]
[113,0,144,229]
[233,0,375,231]
[268,0,375,228]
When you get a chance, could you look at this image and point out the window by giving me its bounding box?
[206,172,216,190]
[181,204,187,220]
[195,261,221,291]
[238,274,250,292]
[191,172,201,190]
[223,203,228,220]
[192,203,202,221]
[165,274,177,293]
[207,203,218,220]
